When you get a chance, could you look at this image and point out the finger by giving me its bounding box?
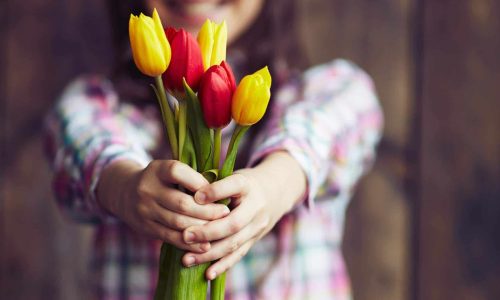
[205,240,254,280]
[183,202,255,243]
[152,203,208,230]
[156,188,230,220]
[158,160,208,192]
[182,221,257,267]
[147,220,211,253]
[194,173,249,204]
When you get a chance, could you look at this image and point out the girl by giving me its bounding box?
[45,0,383,299]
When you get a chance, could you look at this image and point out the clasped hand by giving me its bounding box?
[104,158,286,280]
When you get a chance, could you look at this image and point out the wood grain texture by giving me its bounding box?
[299,0,415,148]
[298,1,414,299]
[1,1,110,299]
[2,137,94,300]
[0,0,9,296]
[418,0,500,299]
[4,0,112,171]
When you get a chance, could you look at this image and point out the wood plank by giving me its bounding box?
[0,0,9,295]
[2,0,109,299]
[2,136,94,300]
[418,0,500,299]
[4,0,112,170]
[299,1,414,299]
[299,0,415,148]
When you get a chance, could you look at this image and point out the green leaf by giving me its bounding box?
[153,243,170,300]
[214,125,250,207]
[153,77,179,159]
[219,125,250,180]
[183,78,213,172]
[182,130,197,170]
[202,169,219,183]
[165,246,210,300]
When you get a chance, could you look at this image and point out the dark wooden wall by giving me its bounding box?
[1,0,500,299]
[418,0,500,299]
[300,1,414,299]
[1,1,111,299]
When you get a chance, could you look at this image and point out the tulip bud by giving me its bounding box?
[232,66,272,126]
[199,61,236,128]
[129,9,171,77]
[162,28,204,96]
[197,20,228,71]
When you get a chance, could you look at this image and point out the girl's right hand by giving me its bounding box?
[97,159,230,253]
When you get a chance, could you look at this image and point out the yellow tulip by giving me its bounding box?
[129,9,171,77]
[232,66,272,126]
[197,19,227,71]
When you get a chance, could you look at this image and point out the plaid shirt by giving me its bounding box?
[45,60,383,300]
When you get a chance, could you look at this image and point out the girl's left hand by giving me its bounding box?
[180,167,292,280]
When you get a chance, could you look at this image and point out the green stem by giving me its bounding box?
[169,247,210,300]
[213,128,222,169]
[209,125,250,300]
[154,140,211,299]
[153,243,170,300]
[178,101,187,161]
[219,125,249,180]
[210,272,226,300]
[154,76,178,160]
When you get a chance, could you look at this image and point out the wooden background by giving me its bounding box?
[1,0,499,299]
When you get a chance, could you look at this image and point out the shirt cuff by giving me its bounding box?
[247,134,327,211]
[86,144,152,223]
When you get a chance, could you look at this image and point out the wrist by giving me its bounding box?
[252,151,307,214]
[96,159,144,217]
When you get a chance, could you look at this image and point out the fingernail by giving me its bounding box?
[184,255,195,267]
[208,271,217,280]
[221,206,230,216]
[184,231,195,244]
[200,242,211,252]
[195,192,206,203]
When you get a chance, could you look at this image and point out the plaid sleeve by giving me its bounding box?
[44,76,160,223]
[248,60,383,209]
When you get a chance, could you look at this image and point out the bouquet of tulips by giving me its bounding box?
[129,9,272,300]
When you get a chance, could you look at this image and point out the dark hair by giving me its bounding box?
[105,0,150,103]
[226,0,308,82]
[105,0,307,102]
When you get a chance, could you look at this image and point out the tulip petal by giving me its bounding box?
[166,27,179,43]
[200,68,232,128]
[240,77,261,124]
[255,66,272,88]
[129,10,169,77]
[221,61,236,92]
[153,8,171,68]
[163,28,204,93]
[129,15,139,67]
[198,19,215,71]
[211,21,227,67]
[139,18,166,75]
[250,81,271,123]
[232,75,251,124]
[232,66,272,125]
[197,19,227,71]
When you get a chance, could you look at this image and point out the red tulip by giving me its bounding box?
[198,61,236,128]
[162,27,204,96]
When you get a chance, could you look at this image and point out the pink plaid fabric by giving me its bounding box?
[45,60,383,299]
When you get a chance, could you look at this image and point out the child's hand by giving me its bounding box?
[179,152,307,280]
[97,160,230,253]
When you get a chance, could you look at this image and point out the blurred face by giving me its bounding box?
[147,0,265,43]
